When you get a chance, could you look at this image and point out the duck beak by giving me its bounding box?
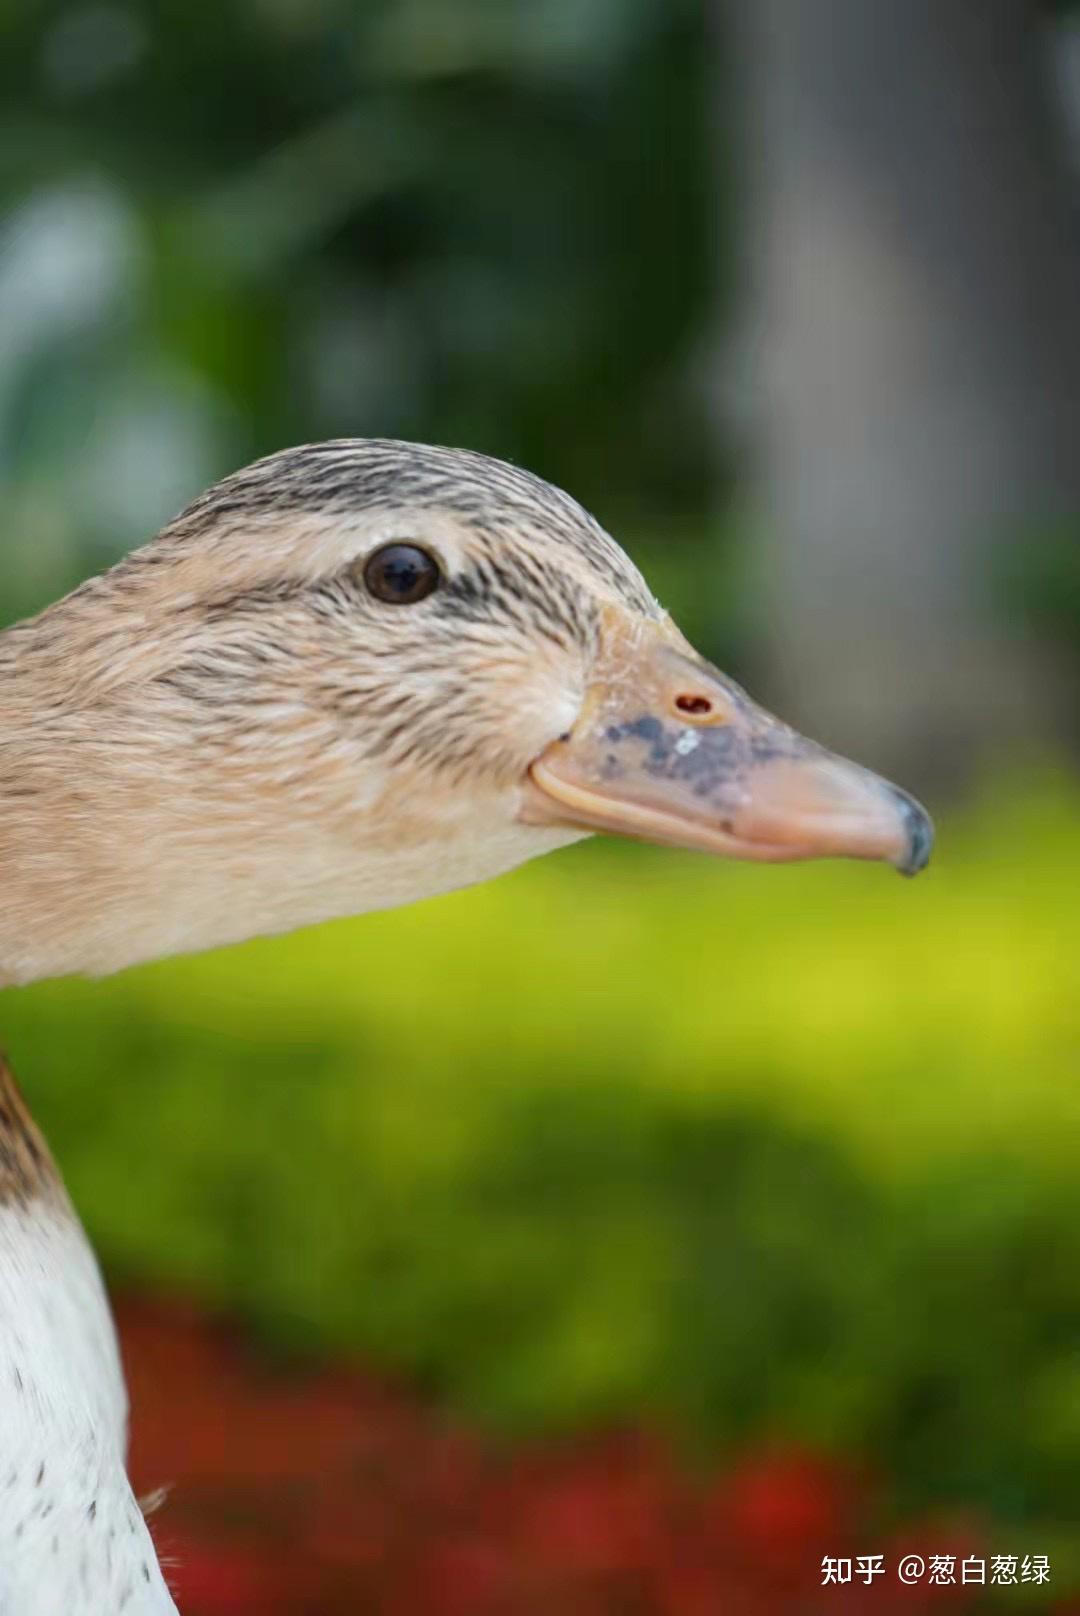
[521,611,933,876]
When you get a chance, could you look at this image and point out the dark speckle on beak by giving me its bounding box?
[606,717,663,745]
[605,713,757,800]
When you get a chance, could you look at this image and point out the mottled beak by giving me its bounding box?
[521,611,933,876]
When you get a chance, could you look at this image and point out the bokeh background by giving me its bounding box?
[1,2,1078,1611]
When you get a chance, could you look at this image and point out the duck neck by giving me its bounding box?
[0,598,317,983]
[0,593,171,983]
[0,683,168,985]
[0,686,296,985]
[0,635,423,985]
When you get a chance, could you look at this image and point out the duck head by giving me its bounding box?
[0,439,931,984]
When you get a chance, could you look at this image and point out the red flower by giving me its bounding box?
[707,1444,864,1569]
[114,1295,1076,1616]
[162,1538,289,1615]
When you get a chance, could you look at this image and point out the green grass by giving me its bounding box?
[1,777,1077,1553]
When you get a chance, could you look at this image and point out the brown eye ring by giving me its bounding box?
[362,543,441,605]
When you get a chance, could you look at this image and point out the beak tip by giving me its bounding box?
[889,788,935,877]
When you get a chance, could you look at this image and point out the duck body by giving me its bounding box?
[0,1061,177,1615]
[0,438,932,1611]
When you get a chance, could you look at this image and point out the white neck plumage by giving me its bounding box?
[0,1060,178,1614]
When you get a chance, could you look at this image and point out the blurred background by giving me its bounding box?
[0,1,1078,1611]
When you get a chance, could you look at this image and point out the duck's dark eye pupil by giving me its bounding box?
[363,544,440,604]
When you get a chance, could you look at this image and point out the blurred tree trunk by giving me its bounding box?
[727,0,1080,788]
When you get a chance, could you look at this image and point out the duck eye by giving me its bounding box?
[362,544,440,605]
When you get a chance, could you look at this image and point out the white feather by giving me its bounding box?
[0,1202,176,1615]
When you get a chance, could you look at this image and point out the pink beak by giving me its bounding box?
[521,613,933,877]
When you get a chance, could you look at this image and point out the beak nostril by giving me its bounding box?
[674,693,713,717]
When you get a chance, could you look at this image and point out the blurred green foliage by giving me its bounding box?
[2,782,1076,1566]
[998,518,1080,654]
[0,0,718,646]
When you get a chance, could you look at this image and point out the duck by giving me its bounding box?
[0,438,932,1613]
